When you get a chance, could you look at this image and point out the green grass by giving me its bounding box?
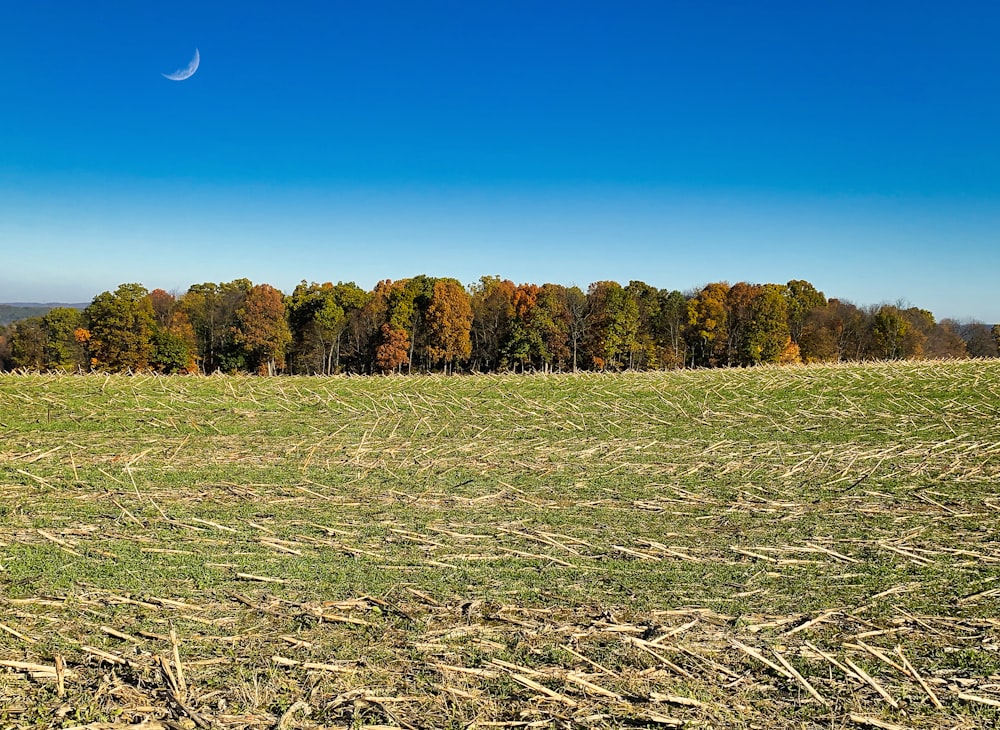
[1,361,999,728]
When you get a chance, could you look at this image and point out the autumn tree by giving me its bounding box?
[797,299,872,362]
[625,281,662,369]
[957,321,999,357]
[374,323,410,373]
[149,289,178,327]
[927,319,968,359]
[501,283,543,371]
[86,283,157,371]
[233,283,292,375]
[469,276,516,371]
[686,282,730,367]
[725,282,762,366]
[743,284,793,365]
[424,278,473,372]
[899,307,936,359]
[373,276,436,372]
[360,278,436,373]
[146,289,197,373]
[532,283,573,372]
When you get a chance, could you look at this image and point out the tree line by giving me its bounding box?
[1,276,997,375]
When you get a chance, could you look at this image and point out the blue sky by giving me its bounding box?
[1,1,998,321]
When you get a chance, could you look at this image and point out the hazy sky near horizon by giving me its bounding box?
[2,2,998,321]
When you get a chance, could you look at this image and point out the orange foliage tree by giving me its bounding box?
[374,324,410,373]
[424,278,473,373]
[233,284,292,374]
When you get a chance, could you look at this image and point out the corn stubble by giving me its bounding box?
[0,361,998,728]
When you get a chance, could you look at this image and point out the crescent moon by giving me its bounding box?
[163,49,200,81]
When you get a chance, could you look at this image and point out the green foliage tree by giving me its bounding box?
[656,289,689,368]
[743,284,792,364]
[287,281,369,374]
[870,305,910,360]
[41,307,88,371]
[180,279,251,372]
[785,280,827,345]
[563,285,589,372]
[146,289,196,373]
[9,318,46,370]
[587,281,640,369]
[151,329,194,373]
[0,327,11,370]
[86,283,157,372]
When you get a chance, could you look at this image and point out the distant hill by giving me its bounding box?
[0,303,88,327]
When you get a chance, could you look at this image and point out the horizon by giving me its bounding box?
[2,2,998,321]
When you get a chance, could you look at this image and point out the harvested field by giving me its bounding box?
[0,361,998,729]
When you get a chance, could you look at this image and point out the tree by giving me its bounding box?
[587,281,640,369]
[287,281,369,374]
[656,290,689,368]
[686,283,729,367]
[86,283,157,371]
[743,284,792,365]
[501,283,542,371]
[151,328,195,373]
[424,278,473,372]
[0,326,11,370]
[374,324,409,373]
[785,280,827,345]
[469,276,516,371]
[870,305,910,360]
[145,289,196,373]
[372,276,436,372]
[8,318,46,370]
[725,282,762,366]
[180,280,251,372]
[149,289,178,327]
[625,281,662,369]
[957,321,999,358]
[927,319,968,359]
[41,307,88,371]
[233,284,292,375]
[797,299,873,362]
[532,284,573,372]
[563,285,589,372]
